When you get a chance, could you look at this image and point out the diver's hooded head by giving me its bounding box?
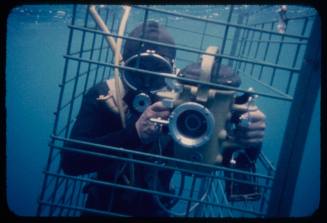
[123,21,176,63]
[121,21,176,111]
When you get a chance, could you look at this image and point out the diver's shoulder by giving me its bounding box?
[86,81,109,97]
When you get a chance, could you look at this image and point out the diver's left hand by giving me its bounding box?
[234,109,266,148]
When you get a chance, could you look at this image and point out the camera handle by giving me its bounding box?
[221,88,259,163]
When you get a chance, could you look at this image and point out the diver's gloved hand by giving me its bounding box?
[234,109,266,148]
[135,101,170,144]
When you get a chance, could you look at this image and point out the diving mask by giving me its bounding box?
[122,50,176,113]
[122,49,175,93]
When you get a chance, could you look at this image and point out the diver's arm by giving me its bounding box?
[60,85,142,176]
[223,109,265,201]
[61,123,142,176]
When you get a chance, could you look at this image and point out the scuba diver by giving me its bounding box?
[60,21,266,217]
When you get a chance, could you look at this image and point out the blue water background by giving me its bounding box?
[6,5,320,216]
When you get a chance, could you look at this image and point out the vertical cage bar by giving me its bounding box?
[242,27,256,73]
[198,21,208,59]
[250,23,265,76]
[93,8,107,84]
[64,6,90,139]
[65,179,77,216]
[57,178,71,216]
[245,25,257,59]
[134,6,150,68]
[285,18,309,94]
[89,25,99,86]
[195,175,215,217]
[258,22,275,80]
[48,6,90,215]
[213,5,234,82]
[236,15,250,71]
[229,11,245,67]
[164,14,168,27]
[185,175,197,217]
[259,169,273,213]
[267,16,320,217]
[268,31,286,86]
[101,11,116,80]
[215,178,233,217]
[234,14,248,70]
[72,181,84,216]
[83,14,98,92]
[208,196,220,217]
[98,7,111,82]
[193,176,211,217]
[36,5,77,216]
[48,173,66,216]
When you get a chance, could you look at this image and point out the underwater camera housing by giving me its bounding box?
[151,46,258,172]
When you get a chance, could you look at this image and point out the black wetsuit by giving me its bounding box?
[60,81,174,217]
[60,81,261,216]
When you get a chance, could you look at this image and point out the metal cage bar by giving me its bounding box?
[268,31,286,86]
[267,15,320,217]
[92,7,110,85]
[66,25,303,73]
[44,171,267,216]
[36,4,78,216]
[250,23,265,76]
[63,54,294,101]
[258,22,275,81]
[63,6,90,139]
[285,17,309,94]
[37,4,318,218]
[249,13,316,26]
[133,5,310,40]
[234,15,249,71]
[213,5,234,80]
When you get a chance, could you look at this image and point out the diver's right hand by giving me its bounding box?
[135,101,170,144]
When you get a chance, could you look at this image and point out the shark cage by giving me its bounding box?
[37,4,320,217]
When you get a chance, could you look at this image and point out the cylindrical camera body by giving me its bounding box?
[170,86,235,172]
